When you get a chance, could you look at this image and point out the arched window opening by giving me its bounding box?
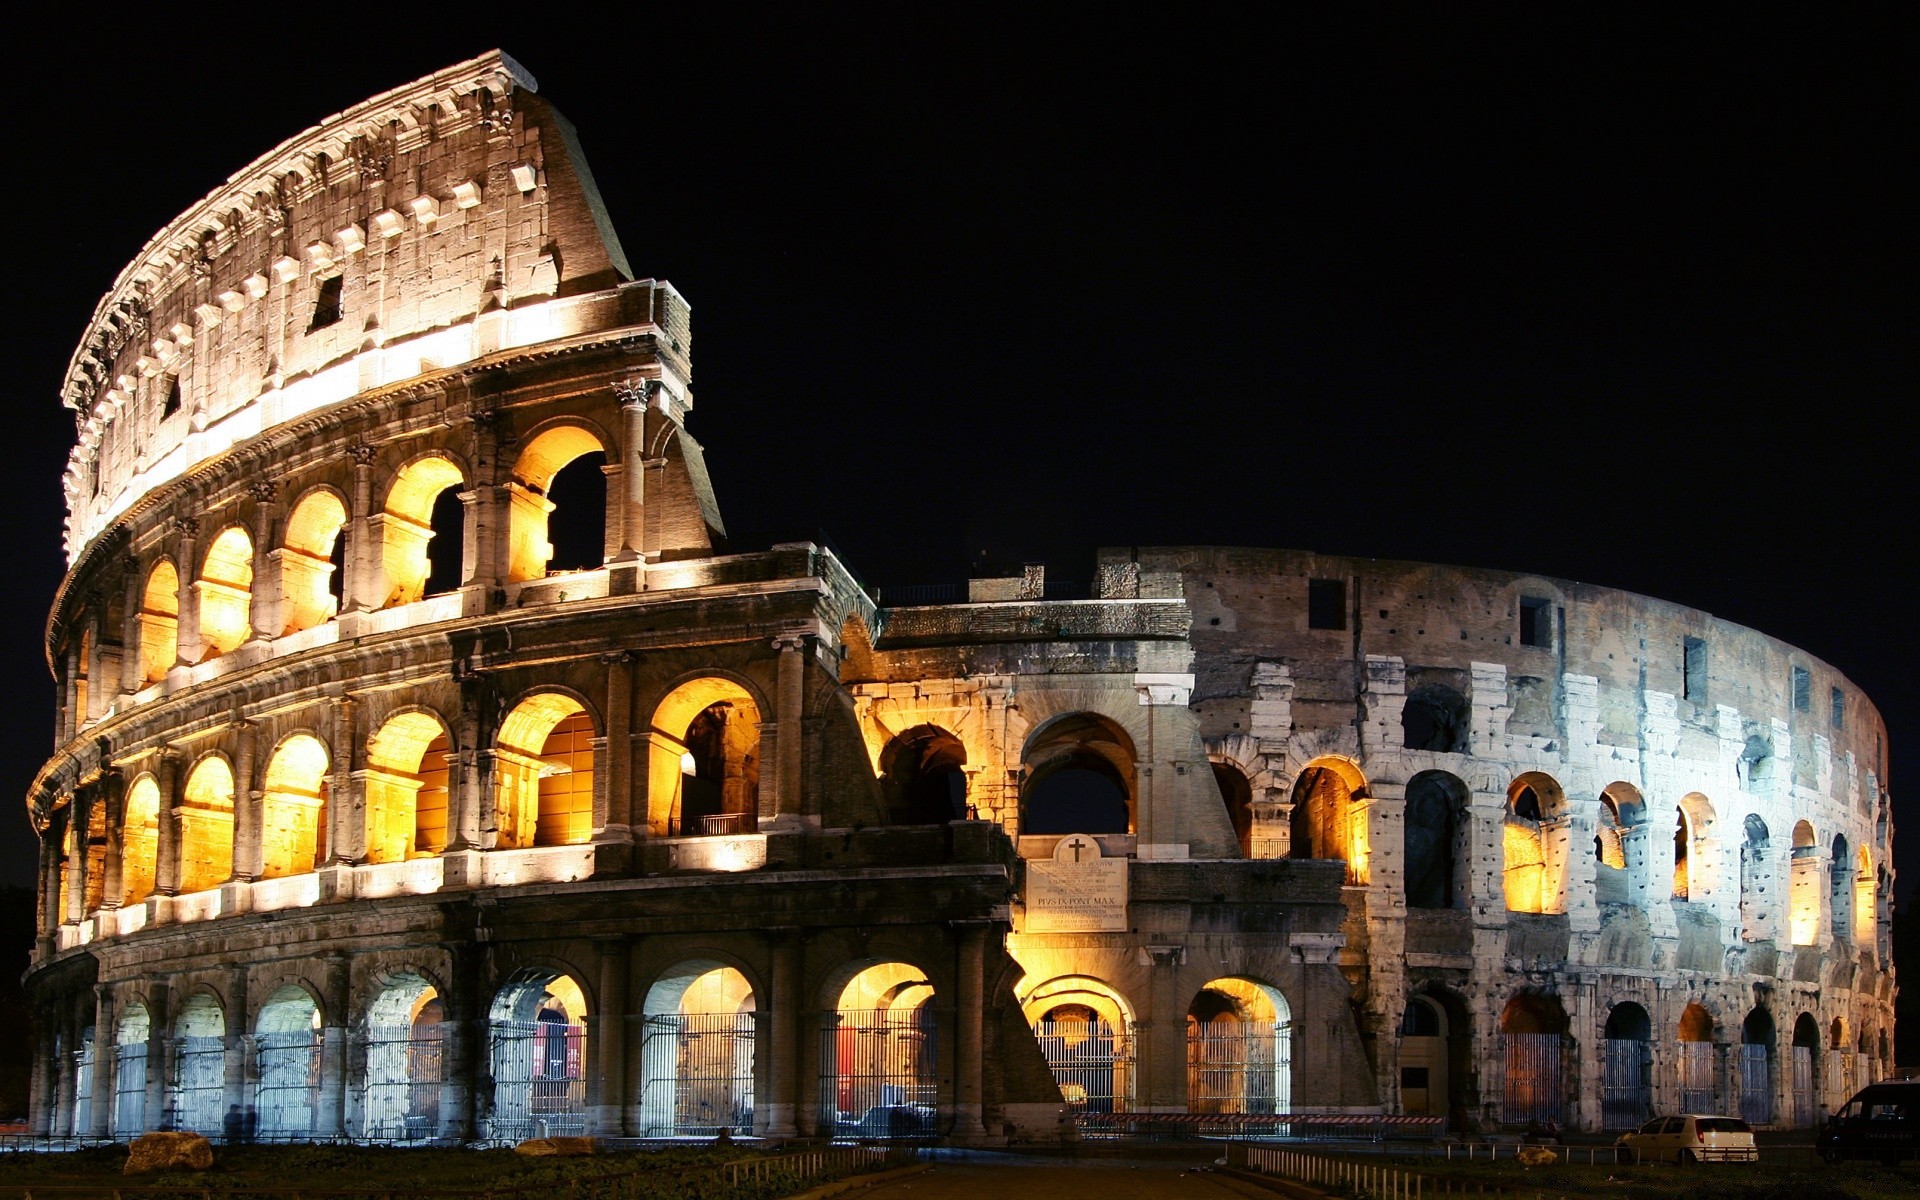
[81,800,108,916]
[121,776,160,907]
[494,694,595,849]
[822,962,937,1138]
[1789,821,1820,946]
[1405,771,1468,909]
[1739,1007,1775,1127]
[260,735,329,879]
[279,491,347,634]
[1828,1016,1854,1107]
[1791,1013,1820,1127]
[1212,763,1254,857]
[178,757,235,894]
[489,971,588,1141]
[1498,994,1566,1126]
[1829,835,1853,942]
[168,992,226,1135]
[1677,1003,1716,1112]
[137,561,179,685]
[543,450,608,574]
[1402,684,1468,752]
[113,1002,150,1136]
[646,678,762,837]
[880,726,969,825]
[1029,986,1136,1116]
[1672,792,1716,904]
[1398,995,1455,1120]
[74,625,92,728]
[1288,758,1370,883]
[1601,1002,1652,1130]
[1186,977,1291,1115]
[381,455,466,608]
[1022,713,1135,837]
[1854,848,1875,949]
[1597,782,1648,909]
[366,712,453,864]
[1740,815,1774,942]
[363,974,445,1142]
[1672,809,1691,900]
[507,426,607,583]
[72,1025,94,1134]
[255,986,322,1139]
[639,962,756,1136]
[195,526,255,659]
[1503,774,1563,914]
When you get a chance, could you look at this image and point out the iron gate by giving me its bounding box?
[169,1036,225,1135]
[819,1008,937,1138]
[113,1044,147,1135]
[1678,1041,1715,1113]
[255,1031,322,1138]
[1600,1038,1650,1129]
[1500,1033,1562,1125]
[1792,1045,1815,1126]
[71,1041,94,1133]
[1738,1044,1771,1125]
[639,1013,756,1135]
[490,1020,586,1141]
[361,1027,444,1141]
[1187,1018,1291,1115]
[1034,1011,1133,1114]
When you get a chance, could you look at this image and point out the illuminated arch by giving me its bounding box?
[1022,975,1137,1114]
[120,774,160,906]
[112,1000,151,1136]
[195,526,254,659]
[488,968,590,1141]
[1672,792,1717,901]
[178,755,235,894]
[168,991,226,1135]
[366,709,454,863]
[1289,756,1370,883]
[639,960,757,1136]
[879,724,968,824]
[1499,992,1567,1125]
[1022,713,1137,836]
[1854,847,1875,948]
[279,488,347,634]
[380,454,466,607]
[361,971,445,1141]
[822,961,938,1136]
[1186,977,1291,1115]
[255,984,322,1138]
[646,676,763,837]
[1502,772,1565,913]
[506,423,612,583]
[260,734,329,878]
[495,692,596,849]
[136,560,179,684]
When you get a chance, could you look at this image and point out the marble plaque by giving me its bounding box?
[1025,833,1128,932]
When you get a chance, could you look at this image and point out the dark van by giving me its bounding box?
[1819,1079,1920,1165]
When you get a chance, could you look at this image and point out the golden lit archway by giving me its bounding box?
[1502,773,1565,913]
[506,424,609,583]
[646,677,762,837]
[1288,757,1369,883]
[260,734,329,878]
[1789,819,1820,946]
[195,527,255,659]
[178,756,235,893]
[381,455,466,607]
[495,693,595,848]
[366,710,453,863]
[137,561,179,684]
[279,490,347,634]
[1186,976,1291,1115]
[639,961,757,1136]
[121,774,160,906]
[488,969,589,1141]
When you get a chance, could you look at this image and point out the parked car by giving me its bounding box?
[1818,1080,1920,1165]
[1615,1114,1758,1163]
[836,1104,936,1139]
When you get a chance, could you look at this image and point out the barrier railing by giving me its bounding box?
[1075,1112,1446,1140]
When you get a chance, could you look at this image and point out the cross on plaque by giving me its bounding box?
[1064,836,1092,862]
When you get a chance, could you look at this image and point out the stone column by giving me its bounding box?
[172,516,202,668]
[317,953,349,1137]
[595,653,635,873]
[28,1019,55,1136]
[120,555,144,698]
[765,635,807,826]
[343,444,378,612]
[65,786,91,926]
[154,754,183,898]
[246,481,281,641]
[762,930,801,1138]
[592,938,630,1136]
[100,771,126,910]
[144,979,170,1134]
[464,410,507,596]
[327,695,362,864]
[441,942,483,1142]
[38,813,63,955]
[223,962,250,1128]
[952,922,988,1139]
[230,722,261,881]
[52,1008,75,1136]
[613,378,651,560]
[89,984,113,1136]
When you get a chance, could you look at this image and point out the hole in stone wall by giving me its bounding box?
[1402,684,1468,752]
[309,275,344,331]
[1307,579,1346,630]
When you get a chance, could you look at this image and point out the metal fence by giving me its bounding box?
[1034,1012,1133,1114]
[168,1036,226,1134]
[1188,1019,1291,1115]
[820,1008,937,1138]
[1678,1041,1715,1113]
[113,1044,147,1136]
[1499,1033,1561,1125]
[256,1031,323,1139]
[70,1043,93,1135]
[1600,1037,1650,1130]
[362,1027,445,1141]
[639,1013,756,1136]
[1792,1045,1816,1127]
[488,1020,586,1141]
[1739,1043,1772,1125]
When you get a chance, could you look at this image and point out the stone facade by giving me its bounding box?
[25,53,1894,1145]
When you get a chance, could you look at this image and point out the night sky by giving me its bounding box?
[2,15,1912,910]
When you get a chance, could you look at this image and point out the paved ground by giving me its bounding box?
[856,1151,1277,1199]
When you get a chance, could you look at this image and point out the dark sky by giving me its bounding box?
[2,14,1912,901]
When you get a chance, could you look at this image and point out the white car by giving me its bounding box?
[1615,1114,1759,1163]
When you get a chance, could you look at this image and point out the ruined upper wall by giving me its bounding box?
[59,51,648,565]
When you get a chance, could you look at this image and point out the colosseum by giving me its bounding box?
[22,52,1895,1145]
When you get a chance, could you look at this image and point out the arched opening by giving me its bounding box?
[72,1025,94,1135]
[1828,1016,1854,1107]
[879,726,968,825]
[488,970,589,1141]
[1829,835,1853,942]
[195,526,255,659]
[507,425,608,582]
[1739,1007,1774,1126]
[1790,821,1820,945]
[1597,782,1647,908]
[260,735,329,879]
[81,801,108,915]
[1791,1012,1820,1126]
[1498,994,1565,1126]
[121,775,160,907]
[1854,848,1876,950]
[1288,758,1370,883]
[542,449,608,574]
[137,560,179,684]
[1741,814,1774,942]
[1212,763,1254,857]
[362,973,445,1142]
[168,992,226,1135]
[1021,713,1135,836]
[279,490,347,634]
[1397,995,1450,1119]
[255,985,322,1139]
[1186,977,1291,1115]
[365,711,453,864]
[74,625,92,728]
[1405,771,1469,909]
[1601,1002,1652,1129]
[1024,977,1136,1115]
[1678,1003,1716,1112]
[494,693,596,849]
[178,757,235,894]
[1402,684,1468,752]
[381,455,467,607]
[639,962,756,1137]
[1503,774,1563,913]
[822,962,937,1138]
[1672,793,1716,903]
[113,1002,150,1136]
[647,678,762,837]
